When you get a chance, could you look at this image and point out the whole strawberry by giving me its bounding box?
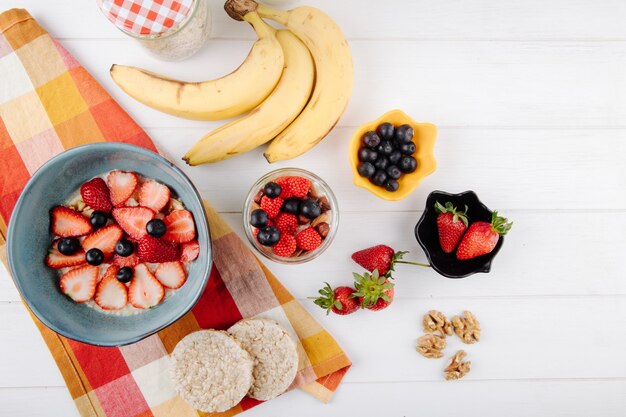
[276,176,311,199]
[351,244,428,276]
[313,283,359,315]
[456,211,512,260]
[435,201,469,253]
[353,269,395,311]
[260,195,284,219]
[80,178,113,213]
[295,227,322,251]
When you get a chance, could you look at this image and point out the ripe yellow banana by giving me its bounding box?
[256,2,354,162]
[109,12,283,121]
[183,29,314,165]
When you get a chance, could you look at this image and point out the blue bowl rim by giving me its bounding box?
[414,190,504,279]
[6,142,213,346]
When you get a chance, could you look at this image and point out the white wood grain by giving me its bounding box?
[6,1,626,41]
[52,39,626,129]
[3,380,626,417]
[1,296,625,387]
[145,127,626,212]
[1,0,625,415]
[2,210,626,303]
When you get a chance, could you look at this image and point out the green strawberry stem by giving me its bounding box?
[395,260,430,267]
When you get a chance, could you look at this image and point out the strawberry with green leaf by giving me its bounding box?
[313,283,359,315]
[351,245,429,277]
[353,269,395,311]
[435,201,469,253]
[456,211,512,260]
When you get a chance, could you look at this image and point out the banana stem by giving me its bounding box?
[244,11,276,37]
[256,4,289,25]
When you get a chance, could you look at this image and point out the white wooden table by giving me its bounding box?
[2,0,626,415]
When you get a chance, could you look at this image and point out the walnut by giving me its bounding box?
[452,311,480,344]
[444,350,471,380]
[315,222,330,239]
[253,190,264,204]
[416,334,446,359]
[310,212,329,228]
[423,310,453,337]
[317,196,331,212]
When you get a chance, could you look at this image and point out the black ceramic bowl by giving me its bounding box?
[415,190,504,278]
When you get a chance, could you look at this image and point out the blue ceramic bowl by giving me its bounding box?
[6,143,212,346]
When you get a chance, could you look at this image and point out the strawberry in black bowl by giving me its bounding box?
[415,190,512,278]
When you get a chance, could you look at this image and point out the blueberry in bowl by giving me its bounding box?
[6,143,212,346]
[415,190,511,279]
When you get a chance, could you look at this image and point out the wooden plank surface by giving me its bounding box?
[1,0,625,416]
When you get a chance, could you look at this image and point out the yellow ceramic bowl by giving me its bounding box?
[349,109,437,201]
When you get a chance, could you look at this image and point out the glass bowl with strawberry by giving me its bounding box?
[415,190,513,278]
[243,168,339,264]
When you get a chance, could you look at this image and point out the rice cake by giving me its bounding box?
[228,318,299,401]
[170,330,254,412]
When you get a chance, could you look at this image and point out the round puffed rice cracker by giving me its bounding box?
[170,330,254,412]
[228,318,299,401]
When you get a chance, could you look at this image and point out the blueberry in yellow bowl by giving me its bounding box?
[349,109,437,201]
[6,143,212,346]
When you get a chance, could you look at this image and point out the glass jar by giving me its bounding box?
[97,0,212,61]
[243,168,339,264]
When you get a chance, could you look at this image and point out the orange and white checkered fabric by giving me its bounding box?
[0,8,351,417]
[96,0,194,36]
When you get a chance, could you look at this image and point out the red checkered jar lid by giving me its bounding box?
[97,0,196,37]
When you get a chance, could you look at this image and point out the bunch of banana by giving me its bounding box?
[111,0,353,164]
[110,10,284,121]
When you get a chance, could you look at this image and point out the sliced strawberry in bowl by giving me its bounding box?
[112,252,140,268]
[50,206,92,237]
[45,240,86,269]
[112,206,155,240]
[129,264,165,309]
[180,240,200,263]
[139,180,170,212]
[82,224,123,258]
[80,177,113,213]
[137,235,180,263]
[59,265,98,302]
[94,265,128,310]
[155,261,187,289]
[162,210,196,243]
[107,170,138,206]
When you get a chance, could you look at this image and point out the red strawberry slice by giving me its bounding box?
[180,240,199,263]
[94,265,128,310]
[50,206,92,237]
[82,224,123,258]
[59,265,98,302]
[154,261,187,289]
[112,252,139,268]
[138,180,170,212]
[162,210,196,243]
[137,235,180,263]
[129,264,165,309]
[107,170,138,206]
[80,177,113,213]
[45,240,86,269]
[112,206,155,240]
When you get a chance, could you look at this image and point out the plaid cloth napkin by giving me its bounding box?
[0,8,350,417]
